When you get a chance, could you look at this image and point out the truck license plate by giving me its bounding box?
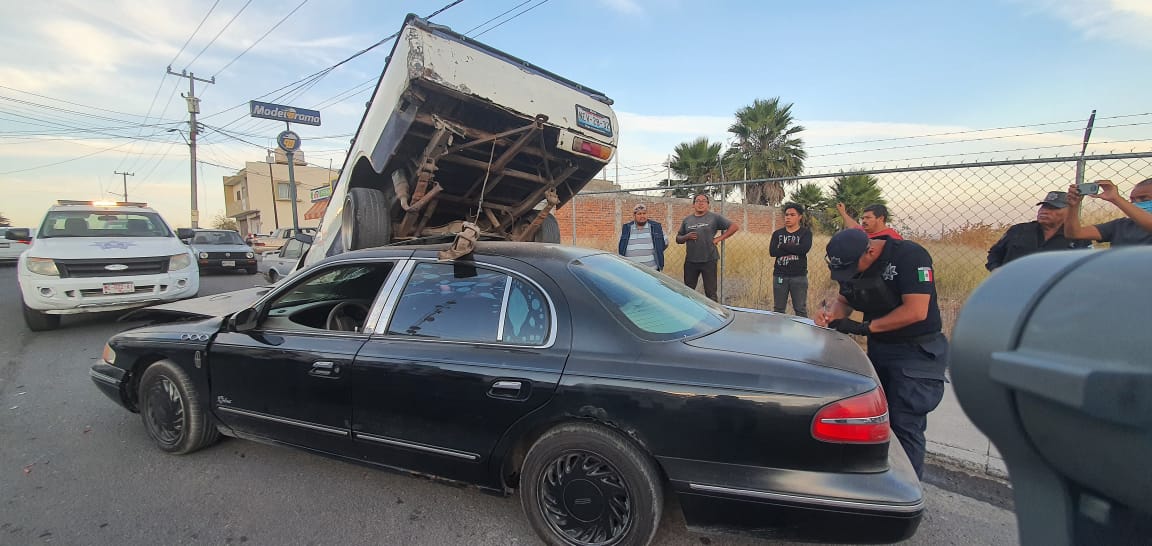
[103,282,134,295]
[576,105,613,137]
[222,260,236,267]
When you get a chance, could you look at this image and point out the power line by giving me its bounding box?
[170,0,221,67]
[213,0,310,78]
[0,140,138,175]
[474,0,552,38]
[183,0,255,71]
[464,0,534,35]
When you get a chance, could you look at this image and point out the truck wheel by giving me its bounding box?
[533,214,561,244]
[22,302,60,332]
[138,360,219,455]
[341,187,393,251]
[519,423,663,546]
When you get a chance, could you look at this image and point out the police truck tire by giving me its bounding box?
[342,187,393,251]
[22,301,60,332]
[532,214,561,244]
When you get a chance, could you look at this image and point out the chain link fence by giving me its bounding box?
[560,152,1152,334]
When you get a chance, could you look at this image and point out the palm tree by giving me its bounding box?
[787,182,831,232]
[727,97,806,206]
[829,174,888,228]
[662,137,723,198]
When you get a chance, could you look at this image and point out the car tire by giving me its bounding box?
[22,302,60,331]
[520,423,663,546]
[244,267,257,275]
[138,360,219,455]
[341,187,393,251]
[533,214,562,244]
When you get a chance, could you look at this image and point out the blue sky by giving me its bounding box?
[1,0,1150,227]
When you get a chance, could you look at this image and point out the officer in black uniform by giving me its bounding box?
[815,228,947,479]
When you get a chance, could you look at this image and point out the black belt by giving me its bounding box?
[872,332,942,345]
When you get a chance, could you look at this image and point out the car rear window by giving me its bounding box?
[569,253,731,341]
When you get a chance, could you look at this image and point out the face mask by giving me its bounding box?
[1135,201,1152,214]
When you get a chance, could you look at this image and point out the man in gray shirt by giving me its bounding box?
[675,193,739,301]
[1064,178,1152,246]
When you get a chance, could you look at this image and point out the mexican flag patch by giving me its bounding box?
[917,267,934,282]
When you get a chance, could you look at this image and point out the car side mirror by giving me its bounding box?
[176,228,195,240]
[5,228,31,242]
[292,232,313,245]
[230,307,259,332]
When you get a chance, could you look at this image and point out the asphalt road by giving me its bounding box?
[0,263,1020,545]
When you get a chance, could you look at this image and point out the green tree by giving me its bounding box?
[662,137,724,198]
[727,97,807,206]
[212,213,239,231]
[829,174,888,228]
[787,182,833,232]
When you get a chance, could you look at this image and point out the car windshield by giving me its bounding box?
[192,231,245,245]
[569,253,731,341]
[38,211,171,238]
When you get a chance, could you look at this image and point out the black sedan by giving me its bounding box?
[90,242,922,545]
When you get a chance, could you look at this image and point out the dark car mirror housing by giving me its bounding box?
[292,232,313,245]
[951,247,1152,545]
[176,228,195,241]
[5,228,31,242]
[230,308,259,332]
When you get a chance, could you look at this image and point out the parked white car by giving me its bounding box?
[0,227,35,262]
[258,237,309,283]
[14,201,199,331]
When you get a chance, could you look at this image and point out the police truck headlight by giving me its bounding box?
[26,257,60,276]
[169,254,193,270]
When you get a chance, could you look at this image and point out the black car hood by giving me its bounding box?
[120,286,271,323]
[686,308,876,377]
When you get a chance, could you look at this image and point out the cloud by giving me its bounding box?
[596,0,644,15]
[1014,0,1152,49]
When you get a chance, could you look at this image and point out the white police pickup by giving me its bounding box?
[13,201,199,331]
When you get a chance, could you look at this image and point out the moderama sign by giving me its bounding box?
[249,101,322,126]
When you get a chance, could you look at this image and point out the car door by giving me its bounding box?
[271,239,303,275]
[209,259,401,453]
[350,256,570,484]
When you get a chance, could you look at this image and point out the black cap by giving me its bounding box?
[826,229,870,281]
[1036,191,1069,208]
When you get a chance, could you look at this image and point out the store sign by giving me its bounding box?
[249,101,322,126]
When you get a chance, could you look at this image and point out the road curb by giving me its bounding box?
[923,452,1014,511]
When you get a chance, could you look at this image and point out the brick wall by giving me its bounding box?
[556,193,783,247]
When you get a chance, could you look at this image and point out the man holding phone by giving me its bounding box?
[1065,178,1152,246]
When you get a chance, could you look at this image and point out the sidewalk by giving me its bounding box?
[925,381,1007,479]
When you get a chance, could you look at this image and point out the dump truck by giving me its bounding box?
[303,14,618,267]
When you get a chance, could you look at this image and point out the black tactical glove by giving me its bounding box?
[829,318,871,336]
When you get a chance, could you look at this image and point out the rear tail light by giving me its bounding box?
[811,388,890,443]
[570,136,614,160]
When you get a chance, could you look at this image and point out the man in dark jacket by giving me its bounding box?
[618,203,667,271]
[986,191,1091,271]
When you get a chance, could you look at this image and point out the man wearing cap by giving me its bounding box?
[985,191,1092,271]
[816,229,946,479]
[676,193,739,301]
[618,203,667,270]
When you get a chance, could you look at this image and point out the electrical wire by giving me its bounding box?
[183,0,255,71]
[213,0,310,78]
[170,0,221,67]
[474,0,551,38]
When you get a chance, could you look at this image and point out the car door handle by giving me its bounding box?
[489,380,526,399]
[309,361,340,378]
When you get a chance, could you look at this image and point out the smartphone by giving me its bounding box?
[1076,182,1100,195]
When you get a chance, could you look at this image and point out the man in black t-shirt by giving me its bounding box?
[768,203,813,317]
[986,191,1090,271]
[815,228,947,479]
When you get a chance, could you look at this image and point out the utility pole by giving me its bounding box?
[112,171,134,201]
[167,67,214,228]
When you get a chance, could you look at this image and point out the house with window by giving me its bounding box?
[222,150,337,237]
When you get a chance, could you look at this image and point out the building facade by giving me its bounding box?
[222,151,337,237]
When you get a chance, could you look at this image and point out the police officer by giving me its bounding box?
[815,229,947,479]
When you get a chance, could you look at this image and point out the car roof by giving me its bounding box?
[46,204,156,214]
[319,241,605,264]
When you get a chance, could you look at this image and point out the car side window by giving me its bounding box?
[386,262,550,344]
[282,239,302,259]
[263,263,394,331]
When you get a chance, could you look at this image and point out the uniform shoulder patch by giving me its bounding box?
[917,266,934,282]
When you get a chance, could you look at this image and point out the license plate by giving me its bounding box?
[102,282,134,295]
[221,260,236,267]
[576,105,613,137]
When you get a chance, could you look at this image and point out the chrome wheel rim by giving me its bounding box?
[145,376,185,446]
[340,195,355,251]
[538,450,632,546]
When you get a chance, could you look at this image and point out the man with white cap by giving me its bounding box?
[816,228,947,479]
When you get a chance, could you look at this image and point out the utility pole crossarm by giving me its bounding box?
[113,171,134,201]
